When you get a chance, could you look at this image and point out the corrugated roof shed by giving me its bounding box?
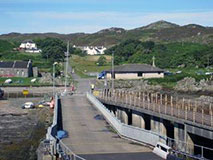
[14,61,29,68]
[0,61,29,69]
[0,62,14,68]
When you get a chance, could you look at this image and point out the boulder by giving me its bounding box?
[175,77,200,92]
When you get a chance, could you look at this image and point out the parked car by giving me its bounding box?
[153,142,171,159]
[4,79,12,84]
[0,88,4,98]
[97,71,106,79]
[205,72,213,75]
[164,71,173,76]
[175,71,182,74]
[31,78,37,83]
[22,102,35,109]
[38,100,50,106]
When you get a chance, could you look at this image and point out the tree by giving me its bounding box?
[96,55,107,66]
[40,38,66,63]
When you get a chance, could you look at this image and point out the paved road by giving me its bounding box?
[80,152,162,160]
[61,78,162,160]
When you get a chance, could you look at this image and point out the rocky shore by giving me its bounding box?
[95,78,213,101]
[0,98,52,160]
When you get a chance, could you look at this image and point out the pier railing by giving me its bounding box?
[46,94,85,160]
[89,91,213,159]
[95,89,213,127]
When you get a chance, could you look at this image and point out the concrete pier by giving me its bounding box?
[132,113,145,129]
[151,116,167,137]
[174,123,185,151]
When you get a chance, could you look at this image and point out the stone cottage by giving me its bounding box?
[0,60,33,77]
[106,64,164,80]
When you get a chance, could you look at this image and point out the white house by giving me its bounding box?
[19,40,42,53]
[74,45,106,55]
[20,40,37,50]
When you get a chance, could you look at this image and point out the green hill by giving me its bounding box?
[105,39,213,68]
[0,40,15,52]
[0,20,213,47]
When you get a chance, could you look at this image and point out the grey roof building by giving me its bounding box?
[0,60,33,77]
[106,64,164,79]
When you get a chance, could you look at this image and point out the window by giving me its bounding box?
[138,72,143,77]
[160,146,167,152]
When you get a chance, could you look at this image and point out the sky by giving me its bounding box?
[0,0,213,34]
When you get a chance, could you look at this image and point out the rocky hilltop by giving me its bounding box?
[0,20,213,46]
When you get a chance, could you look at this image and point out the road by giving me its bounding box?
[61,76,162,160]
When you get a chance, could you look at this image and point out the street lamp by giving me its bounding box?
[53,62,58,96]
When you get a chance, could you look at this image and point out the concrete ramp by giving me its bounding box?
[61,94,162,160]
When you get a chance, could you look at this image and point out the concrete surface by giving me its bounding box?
[61,77,162,159]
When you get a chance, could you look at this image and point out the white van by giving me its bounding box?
[153,142,171,159]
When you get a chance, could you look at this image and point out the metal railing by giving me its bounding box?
[46,94,60,156]
[3,91,53,98]
[167,137,213,160]
[58,140,86,160]
[96,89,213,128]
[46,93,86,160]
[87,92,165,146]
[87,92,213,160]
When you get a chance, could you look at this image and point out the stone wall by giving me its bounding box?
[0,68,30,77]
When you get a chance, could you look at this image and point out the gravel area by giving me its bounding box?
[0,97,52,160]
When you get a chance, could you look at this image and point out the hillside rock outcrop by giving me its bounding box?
[175,77,213,92]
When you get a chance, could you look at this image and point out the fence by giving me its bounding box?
[96,89,213,127]
[88,92,213,159]
[87,92,164,146]
[45,94,59,158]
[58,141,86,160]
[3,91,53,99]
[166,137,213,160]
[46,93,86,160]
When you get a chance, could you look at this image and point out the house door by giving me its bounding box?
[111,72,115,79]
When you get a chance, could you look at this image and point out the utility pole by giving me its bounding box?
[52,64,55,96]
[112,51,114,90]
[53,62,58,96]
[64,41,69,93]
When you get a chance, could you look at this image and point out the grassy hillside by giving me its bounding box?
[1,21,213,47]
[105,40,213,68]
[70,55,111,78]
[152,24,213,44]
[0,40,15,52]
